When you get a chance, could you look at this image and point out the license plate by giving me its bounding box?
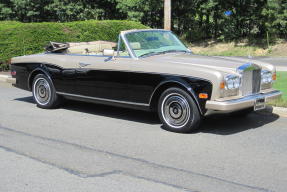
[254,97,266,111]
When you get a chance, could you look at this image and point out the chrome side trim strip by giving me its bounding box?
[56,92,150,107]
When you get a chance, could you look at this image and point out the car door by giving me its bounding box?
[74,55,131,102]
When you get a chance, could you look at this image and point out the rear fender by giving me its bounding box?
[28,65,52,91]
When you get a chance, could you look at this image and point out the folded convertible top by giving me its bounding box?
[45,41,117,54]
[45,42,69,53]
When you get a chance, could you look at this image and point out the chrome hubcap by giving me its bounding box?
[33,78,51,105]
[161,93,191,128]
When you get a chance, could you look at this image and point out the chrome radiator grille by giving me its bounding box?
[239,64,261,96]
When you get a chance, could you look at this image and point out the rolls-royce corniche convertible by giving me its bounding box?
[11,29,282,133]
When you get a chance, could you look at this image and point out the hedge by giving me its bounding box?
[0,20,149,63]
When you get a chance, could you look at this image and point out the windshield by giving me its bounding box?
[125,31,189,58]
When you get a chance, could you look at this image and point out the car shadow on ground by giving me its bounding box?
[199,112,279,135]
[63,100,161,125]
[14,96,35,103]
[14,96,160,125]
[15,96,280,135]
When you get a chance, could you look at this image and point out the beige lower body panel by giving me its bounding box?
[206,90,282,111]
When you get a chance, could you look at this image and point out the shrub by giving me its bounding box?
[0,63,9,71]
[0,20,149,63]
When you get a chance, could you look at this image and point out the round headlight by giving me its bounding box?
[226,81,234,89]
[261,70,272,84]
[224,75,241,90]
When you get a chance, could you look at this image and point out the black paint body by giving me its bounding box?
[11,63,213,114]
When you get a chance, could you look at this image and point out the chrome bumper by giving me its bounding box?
[205,90,282,111]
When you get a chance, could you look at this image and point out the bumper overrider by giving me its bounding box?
[206,90,282,111]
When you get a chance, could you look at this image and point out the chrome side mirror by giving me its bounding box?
[103,49,115,57]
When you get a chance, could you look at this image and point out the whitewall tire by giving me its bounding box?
[158,87,201,133]
[32,74,61,109]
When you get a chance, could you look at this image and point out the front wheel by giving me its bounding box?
[158,87,202,133]
[32,74,61,109]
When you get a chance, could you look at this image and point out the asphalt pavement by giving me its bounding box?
[1,82,287,192]
[229,57,287,71]
[252,57,287,67]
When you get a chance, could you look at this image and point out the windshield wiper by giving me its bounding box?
[161,50,189,54]
[139,51,162,58]
[139,50,190,58]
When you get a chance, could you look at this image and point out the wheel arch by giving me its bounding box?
[149,80,203,115]
[28,67,52,91]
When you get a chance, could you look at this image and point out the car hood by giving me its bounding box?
[142,53,275,74]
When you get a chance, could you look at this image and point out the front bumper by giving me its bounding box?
[205,90,282,111]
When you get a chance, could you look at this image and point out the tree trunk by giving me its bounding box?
[164,0,171,30]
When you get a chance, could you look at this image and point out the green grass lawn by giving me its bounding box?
[190,40,287,57]
[269,71,287,107]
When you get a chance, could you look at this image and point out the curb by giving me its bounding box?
[260,106,287,118]
[272,106,287,117]
[0,74,16,84]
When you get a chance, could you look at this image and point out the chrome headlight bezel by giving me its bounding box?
[224,75,241,90]
[261,70,273,90]
[221,74,241,97]
[261,70,272,84]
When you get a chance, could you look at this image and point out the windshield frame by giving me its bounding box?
[120,29,190,59]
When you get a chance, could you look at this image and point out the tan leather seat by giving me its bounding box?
[67,41,116,55]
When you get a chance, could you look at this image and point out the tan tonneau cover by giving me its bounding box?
[46,41,117,55]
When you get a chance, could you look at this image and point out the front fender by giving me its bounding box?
[149,76,212,115]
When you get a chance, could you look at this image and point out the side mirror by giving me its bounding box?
[103,49,115,57]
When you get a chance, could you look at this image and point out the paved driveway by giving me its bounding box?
[228,57,287,71]
[253,57,287,66]
[0,83,287,192]
[254,57,287,71]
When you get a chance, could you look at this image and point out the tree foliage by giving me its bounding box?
[0,0,286,41]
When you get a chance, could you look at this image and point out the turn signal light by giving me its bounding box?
[220,81,225,89]
[272,73,276,81]
[199,93,208,99]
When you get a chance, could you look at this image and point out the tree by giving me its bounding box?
[262,0,287,39]
[0,0,286,41]
[164,0,171,30]
[0,3,12,20]
[44,0,103,22]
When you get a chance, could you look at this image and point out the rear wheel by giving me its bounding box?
[32,74,61,109]
[158,87,202,133]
